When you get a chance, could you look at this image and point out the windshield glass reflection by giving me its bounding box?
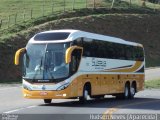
[23,43,70,81]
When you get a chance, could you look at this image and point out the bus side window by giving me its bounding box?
[72,38,83,47]
[136,47,144,61]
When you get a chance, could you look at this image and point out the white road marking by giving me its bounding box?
[3,105,37,114]
[4,108,25,114]
[26,105,37,109]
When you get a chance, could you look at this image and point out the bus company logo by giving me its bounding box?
[42,85,46,90]
[92,58,107,67]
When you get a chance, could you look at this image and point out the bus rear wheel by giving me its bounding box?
[44,99,52,104]
[124,83,130,99]
[116,83,130,99]
[129,83,136,99]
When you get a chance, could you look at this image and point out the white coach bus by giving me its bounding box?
[15,29,145,103]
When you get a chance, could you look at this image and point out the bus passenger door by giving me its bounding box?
[70,49,82,97]
[70,49,82,75]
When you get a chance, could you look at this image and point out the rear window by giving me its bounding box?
[34,32,70,41]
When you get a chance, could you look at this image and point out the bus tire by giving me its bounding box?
[79,85,90,103]
[123,83,130,99]
[129,83,136,99]
[44,99,52,104]
[115,83,130,99]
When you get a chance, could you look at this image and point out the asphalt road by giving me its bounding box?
[0,87,160,120]
[145,67,160,80]
[0,68,160,120]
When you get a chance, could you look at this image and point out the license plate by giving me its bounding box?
[40,92,48,96]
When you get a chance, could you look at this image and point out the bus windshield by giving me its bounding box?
[23,43,70,81]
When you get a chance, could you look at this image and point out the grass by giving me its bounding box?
[0,0,159,83]
[0,0,88,29]
[145,79,160,89]
[0,0,159,30]
[146,57,160,67]
[0,80,21,84]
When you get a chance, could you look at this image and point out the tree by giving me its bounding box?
[141,0,146,7]
[111,0,115,9]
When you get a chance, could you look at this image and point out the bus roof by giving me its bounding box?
[29,29,143,47]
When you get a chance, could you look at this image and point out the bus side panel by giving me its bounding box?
[74,73,144,97]
[70,77,78,97]
[136,74,145,91]
[76,74,102,97]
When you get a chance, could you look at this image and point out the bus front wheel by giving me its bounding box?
[79,85,90,103]
[44,99,52,104]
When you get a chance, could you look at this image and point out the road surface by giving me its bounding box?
[0,68,160,120]
[145,67,160,80]
[0,86,160,120]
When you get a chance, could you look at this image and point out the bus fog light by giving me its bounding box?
[63,94,67,97]
[24,94,31,97]
[23,83,32,90]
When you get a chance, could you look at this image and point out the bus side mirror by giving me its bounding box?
[65,46,83,64]
[15,48,26,65]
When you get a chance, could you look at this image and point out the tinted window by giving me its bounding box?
[133,47,144,61]
[73,37,144,61]
[72,38,83,47]
[83,38,93,57]
[34,32,70,41]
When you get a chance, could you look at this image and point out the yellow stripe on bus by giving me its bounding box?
[104,61,143,72]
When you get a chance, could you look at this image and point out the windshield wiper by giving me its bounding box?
[33,56,43,79]
[44,64,54,80]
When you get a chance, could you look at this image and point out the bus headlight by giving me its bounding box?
[56,83,70,90]
[23,84,32,90]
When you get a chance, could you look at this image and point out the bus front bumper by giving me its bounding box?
[23,89,70,99]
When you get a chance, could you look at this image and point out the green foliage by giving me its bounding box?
[1,0,160,84]
[0,0,159,30]
[0,0,87,29]
[145,79,160,89]
[148,0,160,4]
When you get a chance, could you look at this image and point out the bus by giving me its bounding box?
[15,29,145,103]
